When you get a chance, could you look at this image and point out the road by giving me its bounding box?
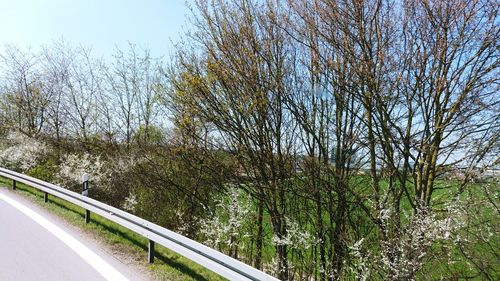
[0,187,144,281]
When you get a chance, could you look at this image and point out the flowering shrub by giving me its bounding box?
[385,204,465,280]
[348,238,370,281]
[270,217,318,277]
[346,199,468,281]
[271,217,317,251]
[56,153,108,189]
[263,258,280,277]
[198,186,252,254]
[122,192,138,212]
[56,152,139,207]
[0,131,49,172]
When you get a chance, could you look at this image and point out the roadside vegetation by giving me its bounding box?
[0,176,225,281]
[0,0,498,280]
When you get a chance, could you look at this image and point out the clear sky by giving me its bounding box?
[0,0,191,59]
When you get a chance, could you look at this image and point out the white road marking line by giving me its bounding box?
[0,192,129,281]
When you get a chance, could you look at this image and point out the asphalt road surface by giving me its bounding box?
[0,187,141,281]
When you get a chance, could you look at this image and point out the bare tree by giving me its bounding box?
[106,44,163,149]
[64,47,103,149]
[0,45,49,136]
[169,0,301,278]
[40,41,73,146]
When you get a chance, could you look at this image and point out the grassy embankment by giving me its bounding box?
[0,176,225,281]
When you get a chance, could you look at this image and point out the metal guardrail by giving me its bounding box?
[0,167,279,281]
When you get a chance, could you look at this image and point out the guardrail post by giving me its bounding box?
[44,192,48,203]
[148,240,155,263]
[82,174,90,224]
[85,209,90,224]
[12,179,16,190]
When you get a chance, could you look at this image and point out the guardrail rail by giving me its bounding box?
[0,167,279,281]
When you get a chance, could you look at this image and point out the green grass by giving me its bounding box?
[0,176,225,281]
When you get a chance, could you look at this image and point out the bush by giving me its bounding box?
[0,131,50,172]
[28,158,59,182]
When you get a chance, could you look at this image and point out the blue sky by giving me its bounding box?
[0,0,191,59]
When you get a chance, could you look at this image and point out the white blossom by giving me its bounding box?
[56,153,108,189]
[198,186,252,250]
[0,131,49,171]
[122,193,138,212]
[271,217,317,251]
[375,201,466,281]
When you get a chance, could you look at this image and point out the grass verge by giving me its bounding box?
[0,176,225,281]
